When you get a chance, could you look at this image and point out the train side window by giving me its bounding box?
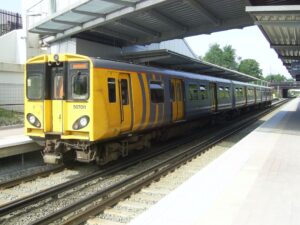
[199,85,207,100]
[120,79,129,105]
[188,84,198,100]
[150,81,164,103]
[107,78,116,103]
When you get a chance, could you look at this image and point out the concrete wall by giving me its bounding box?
[50,38,77,54]
[0,63,24,112]
[76,39,122,59]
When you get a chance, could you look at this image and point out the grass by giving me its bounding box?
[0,108,24,127]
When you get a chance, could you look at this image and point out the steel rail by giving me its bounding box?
[30,99,289,225]
[0,165,65,189]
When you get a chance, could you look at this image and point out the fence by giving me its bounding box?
[0,83,24,112]
[0,9,22,37]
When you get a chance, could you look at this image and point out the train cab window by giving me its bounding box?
[188,84,198,101]
[71,71,88,100]
[107,78,116,103]
[150,81,164,103]
[27,73,43,100]
[120,79,129,105]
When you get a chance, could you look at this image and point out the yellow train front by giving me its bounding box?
[25,53,168,165]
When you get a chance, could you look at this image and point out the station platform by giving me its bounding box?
[128,98,300,225]
[0,127,40,158]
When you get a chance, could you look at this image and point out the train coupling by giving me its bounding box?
[43,139,63,164]
[43,153,62,164]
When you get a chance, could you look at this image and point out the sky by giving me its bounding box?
[1,0,22,13]
[1,1,291,78]
[186,25,290,78]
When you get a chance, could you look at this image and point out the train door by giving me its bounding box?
[119,73,132,132]
[254,87,257,104]
[51,66,64,133]
[170,79,184,121]
[209,82,217,112]
[244,87,248,106]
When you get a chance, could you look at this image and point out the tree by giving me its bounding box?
[202,43,238,70]
[265,74,287,82]
[238,59,263,79]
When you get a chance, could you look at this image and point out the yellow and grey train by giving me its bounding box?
[24,54,272,165]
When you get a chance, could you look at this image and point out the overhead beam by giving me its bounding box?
[51,19,82,26]
[99,0,135,7]
[71,9,105,17]
[91,27,137,43]
[185,0,220,26]
[36,27,64,33]
[117,19,161,37]
[147,9,187,31]
[255,20,300,27]
[280,56,300,60]
[271,44,300,50]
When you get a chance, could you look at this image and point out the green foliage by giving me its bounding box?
[238,59,263,79]
[0,108,23,126]
[264,74,287,82]
[202,44,238,70]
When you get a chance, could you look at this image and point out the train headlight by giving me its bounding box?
[27,113,41,128]
[73,116,89,130]
[79,117,88,127]
[29,115,36,124]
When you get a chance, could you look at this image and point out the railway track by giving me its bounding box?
[0,99,288,225]
[0,165,66,189]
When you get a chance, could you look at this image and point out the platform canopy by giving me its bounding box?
[29,0,254,46]
[247,3,300,80]
[122,49,262,83]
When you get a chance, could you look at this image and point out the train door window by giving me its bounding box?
[176,82,182,101]
[169,80,175,101]
[150,81,164,103]
[54,74,64,100]
[120,79,129,105]
[71,71,88,100]
[107,78,116,103]
[188,84,198,101]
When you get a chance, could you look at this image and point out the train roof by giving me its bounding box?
[91,58,271,89]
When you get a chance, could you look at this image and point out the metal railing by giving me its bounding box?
[0,9,22,36]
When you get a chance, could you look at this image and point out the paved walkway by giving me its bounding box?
[128,98,300,225]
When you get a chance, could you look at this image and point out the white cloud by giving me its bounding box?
[185,25,290,78]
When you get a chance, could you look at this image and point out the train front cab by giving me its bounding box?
[25,54,93,163]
